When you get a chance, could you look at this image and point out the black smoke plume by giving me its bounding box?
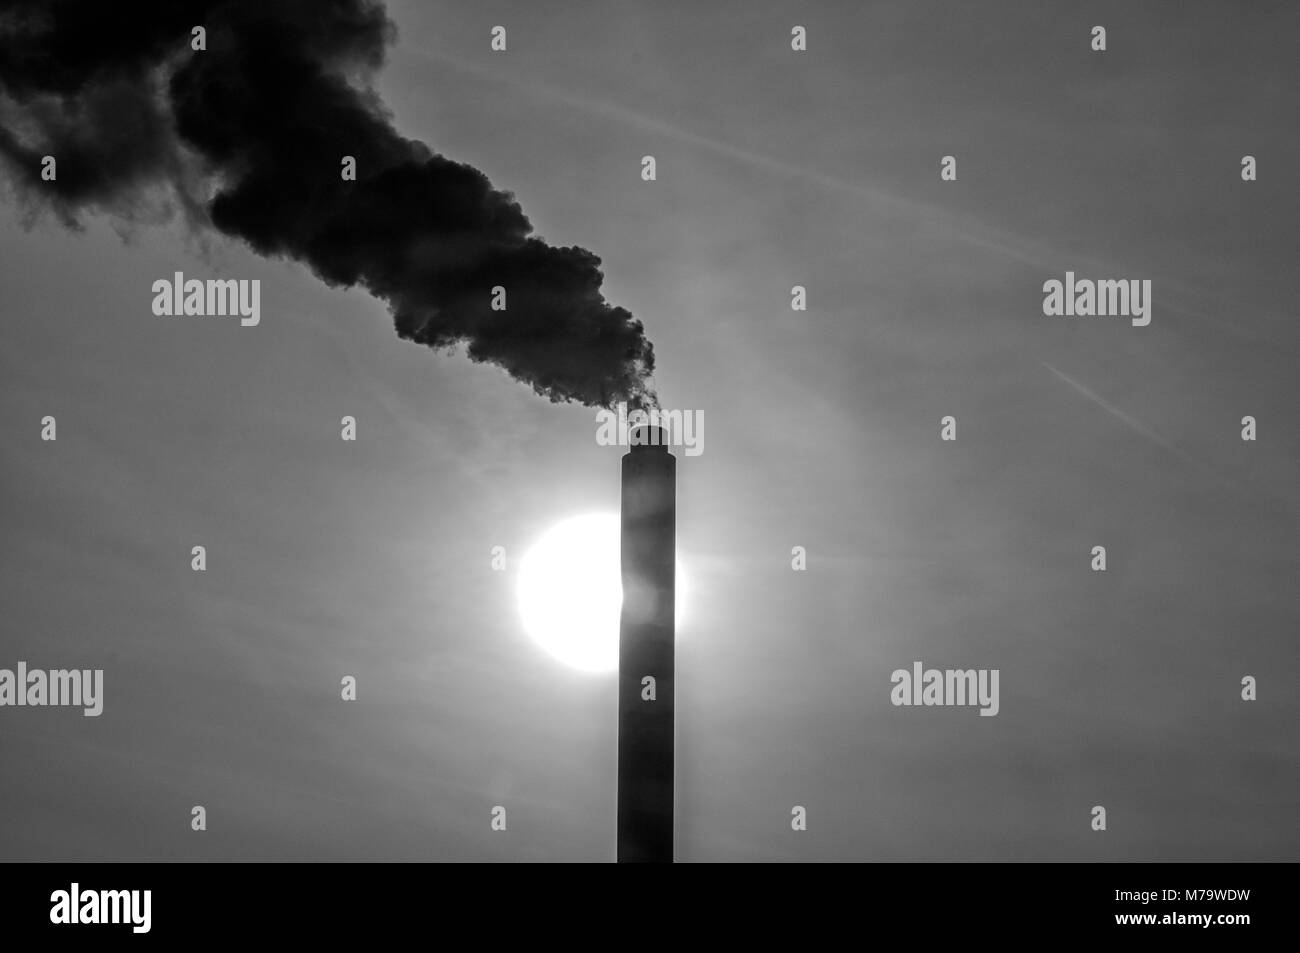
[0,0,656,408]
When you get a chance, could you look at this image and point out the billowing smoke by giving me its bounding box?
[0,0,656,408]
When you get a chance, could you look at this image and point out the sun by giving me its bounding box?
[516,512,686,673]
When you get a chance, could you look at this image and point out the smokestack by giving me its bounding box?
[618,424,675,863]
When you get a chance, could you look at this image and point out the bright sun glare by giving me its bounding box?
[516,512,686,673]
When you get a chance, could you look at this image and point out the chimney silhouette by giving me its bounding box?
[617,424,676,862]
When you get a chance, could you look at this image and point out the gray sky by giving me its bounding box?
[1,0,1297,861]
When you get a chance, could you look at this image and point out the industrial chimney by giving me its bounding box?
[617,424,676,863]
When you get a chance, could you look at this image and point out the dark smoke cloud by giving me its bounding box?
[0,0,656,408]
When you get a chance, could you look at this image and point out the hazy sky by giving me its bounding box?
[1,0,1297,861]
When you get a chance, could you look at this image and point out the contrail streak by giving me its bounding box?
[409,49,1049,267]
[1042,362,1195,464]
